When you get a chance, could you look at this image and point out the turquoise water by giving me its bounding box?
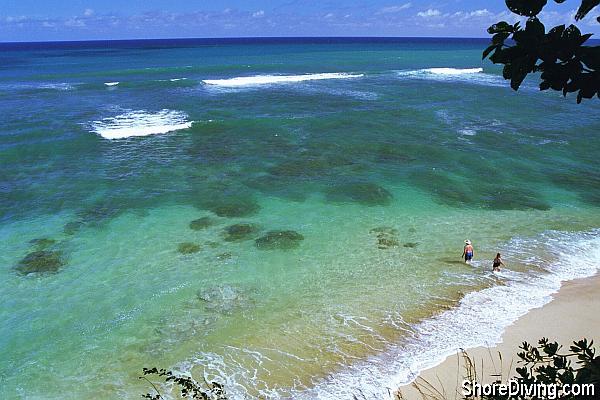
[0,38,599,399]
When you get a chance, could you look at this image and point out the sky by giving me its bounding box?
[1,0,599,42]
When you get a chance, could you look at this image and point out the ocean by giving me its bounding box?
[0,37,598,399]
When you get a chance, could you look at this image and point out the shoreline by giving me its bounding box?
[397,273,600,399]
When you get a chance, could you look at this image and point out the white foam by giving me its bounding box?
[104,82,120,87]
[425,67,483,75]
[0,82,74,91]
[202,73,364,87]
[458,128,477,136]
[89,109,193,140]
[397,67,505,87]
[295,229,600,399]
[38,83,74,91]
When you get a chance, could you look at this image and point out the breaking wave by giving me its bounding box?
[202,73,364,87]
[397,67,505,86]
[164,229,600,399]
[89,109,193,140]
[294,229,600,399]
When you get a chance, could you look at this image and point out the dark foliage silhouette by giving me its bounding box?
[139,368,227,399]
[482,338,599,399]
[484,1,599,103]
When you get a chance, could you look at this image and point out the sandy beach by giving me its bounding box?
[398,274,600,400]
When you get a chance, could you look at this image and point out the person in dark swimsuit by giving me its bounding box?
[493,253,504,272]
[462,240,474,263]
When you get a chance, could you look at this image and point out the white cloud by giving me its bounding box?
[252,10,265,18]
[379,3,412,14]
[5,16,27,23]
[64,17,85,27]
[538,9,578,26]
[84,9,94,17]
[417,9,441,18]
[467,9,491,18]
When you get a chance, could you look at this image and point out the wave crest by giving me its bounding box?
[202,73,364,87]
[89,109,192,140]
[396,67,505,87]
[294,229,600,399]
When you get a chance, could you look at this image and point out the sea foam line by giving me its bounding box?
[0,82,75,91]
[397,67,483,77]
[396,67,507,87]
[160,230,599,399]
[89,109,193,140]
[202,73,364,87]
[295,229,600,399]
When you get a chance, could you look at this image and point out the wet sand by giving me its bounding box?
[397,274,600,399]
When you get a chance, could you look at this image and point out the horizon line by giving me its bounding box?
[0,35,493,45]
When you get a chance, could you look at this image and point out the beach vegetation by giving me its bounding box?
[140,367,227,400]
[484,0,599,103]
[399,337,599,400]
[500,337,600,399]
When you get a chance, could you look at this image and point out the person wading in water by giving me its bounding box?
[462,240,474,264]
[492,253,504,272]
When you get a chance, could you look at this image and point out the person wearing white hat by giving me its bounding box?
[462,240,474,263]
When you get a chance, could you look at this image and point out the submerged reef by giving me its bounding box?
[481,186,551,211]
[223,223,260,242]
[216,252,233,261]
[211,199,260,218]
[16,250,64,274]
[370,227,400,249]
[255,230,304,250]
[410,169,551,210]
[177,242,201,254]
[29,238,57,250]
[326,182,393,206]
[189,216,215,231]
[63,221,84,235]
[198,196,261,218]
[267,157,331,177]
[244,174,308,202]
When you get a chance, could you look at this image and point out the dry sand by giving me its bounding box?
[397,274,600,400]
